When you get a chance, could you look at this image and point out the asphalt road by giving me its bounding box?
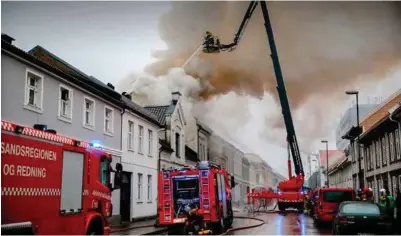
[228,211,331,235]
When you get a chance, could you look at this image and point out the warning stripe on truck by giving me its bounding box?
[2,188,92,197]
[1,187,61,196]
[1,121,90,149]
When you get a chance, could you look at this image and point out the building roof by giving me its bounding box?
[1,36,161,126]
[121,96,160,126]
[185,145,199,163]
[2,37,124,107]
[360,89,401,133]
[28,45,121,101]
[144,105,170,126]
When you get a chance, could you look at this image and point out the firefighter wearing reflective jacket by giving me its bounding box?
[184,205,212,235]
[356,189,362,201]
[303,194,311,216]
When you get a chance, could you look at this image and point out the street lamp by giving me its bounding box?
[346,90,363,190]
[321,140,329,187]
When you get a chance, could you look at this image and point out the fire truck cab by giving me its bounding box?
[1,120,123,235]
[157,161,235,233]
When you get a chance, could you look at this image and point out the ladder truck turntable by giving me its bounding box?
[157,161,235,233]
[1,120,123,235]
[203,0,305,211]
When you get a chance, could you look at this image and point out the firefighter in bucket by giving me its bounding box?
[183,205,212,235]
[203,31,221,53]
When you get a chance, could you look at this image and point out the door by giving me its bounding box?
[120,172,132,222]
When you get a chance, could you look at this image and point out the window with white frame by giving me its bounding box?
[25,70,43,111]
[396,129,400,160]
[104,106,114,134]
[128,121,134,150]
[83,97,95,127]
[390,132,395,162]
[147,175,152,201]
[137,173,143,200]
[59,85,73,120]
[138,125,144,153]
[148,130,153,156]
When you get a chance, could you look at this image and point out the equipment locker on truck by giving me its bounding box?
[1,120,123,235]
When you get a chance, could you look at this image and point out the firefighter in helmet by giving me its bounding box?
[363,187,374,202]
[203,31,220,53]
[379,188,387,209]
[356,188,362,200]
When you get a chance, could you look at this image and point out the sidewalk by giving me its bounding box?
[111,218,167,235]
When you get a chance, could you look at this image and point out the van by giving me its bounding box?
[312,188,355,225]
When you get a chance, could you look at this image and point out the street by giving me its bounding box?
[112,211,332,235]
[228,211,331,235]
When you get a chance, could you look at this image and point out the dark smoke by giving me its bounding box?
[139,1,401,158]
[147,1,401,106]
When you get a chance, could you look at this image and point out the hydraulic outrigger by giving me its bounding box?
[203,1,305,211]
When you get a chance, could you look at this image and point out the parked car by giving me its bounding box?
[312,187,355,226]
[332,201,392,235]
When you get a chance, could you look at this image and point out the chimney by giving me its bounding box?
[122,92,132,100]
[107,83,115,90]
[2,34,15,45]
[172,91,181,105]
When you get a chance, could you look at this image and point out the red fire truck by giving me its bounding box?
[157,161,235,233]
[1,120,123,235]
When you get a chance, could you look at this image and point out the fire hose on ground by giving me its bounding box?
[110,216,266,235]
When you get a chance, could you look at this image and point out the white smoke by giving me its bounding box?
[126,67,201,106]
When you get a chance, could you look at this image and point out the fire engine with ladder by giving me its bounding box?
[1,120,123,235]
[203,0,305,211]
[157,161,235,233]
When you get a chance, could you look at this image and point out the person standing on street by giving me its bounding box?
[395,188,401,233]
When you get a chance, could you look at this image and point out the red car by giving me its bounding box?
[312,188,355,226]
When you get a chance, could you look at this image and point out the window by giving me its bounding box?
[58,85,73,121]
[323,190,353,202]
[390,132,395,162]
[138,126,144,153]
[376,141,380,168]
[104,106,114,134]
[24,70,43,112]
[382,136,387,165]
[396,129,400,160]
[371,143,375,169]
[147,175,152,201]
[128,121,134,151]
[137,173,143,200]
[100,157,111,186]
[148,130,153,156]
[175,133,180,158]
[83,97,95,128]
[341,203,380,215]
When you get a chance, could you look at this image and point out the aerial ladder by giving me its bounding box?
[202,1,305,211]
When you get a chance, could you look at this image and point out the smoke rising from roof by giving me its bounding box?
[122,1,401,175]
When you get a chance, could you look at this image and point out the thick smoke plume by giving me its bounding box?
[149,1,401,101]
[123,1,401,175]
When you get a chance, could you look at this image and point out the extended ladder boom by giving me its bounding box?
[204,1,304,176]
[259,1,304,176]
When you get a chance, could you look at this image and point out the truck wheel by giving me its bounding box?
[278,202,285,211]
[86,218,103,235]
[213,218,224,234]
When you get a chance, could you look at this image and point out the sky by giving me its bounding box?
[2,1,400,177]
[1,1,170,85]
